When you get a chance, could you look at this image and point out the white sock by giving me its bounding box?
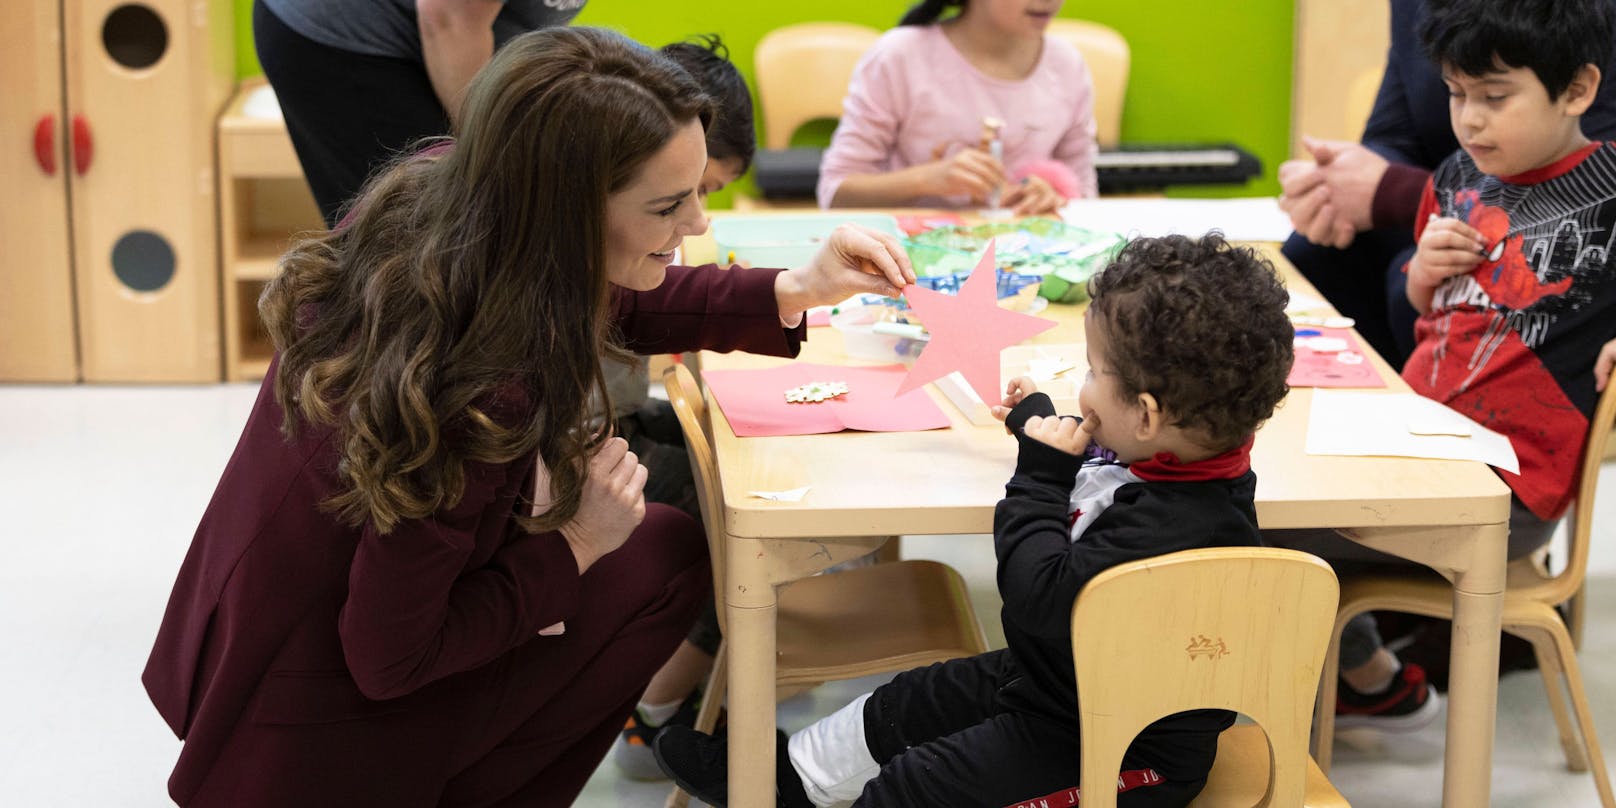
[787,693,881,808]
[636,698,681,727]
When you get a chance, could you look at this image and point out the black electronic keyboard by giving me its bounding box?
[750,142,1262,200]
[1094,143,1262,193]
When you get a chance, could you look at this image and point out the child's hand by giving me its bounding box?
[1596,338,1616,391]
[990,376,1040,423]
[1410,216,1485,289]
[926,147,1007,204]
[1002,175,1064,217]
[1019,414,1093,456]
[1407,216,1486,313]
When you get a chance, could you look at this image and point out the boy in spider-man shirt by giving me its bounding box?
[1407,0,1616,538]
[1304,0,1616,729]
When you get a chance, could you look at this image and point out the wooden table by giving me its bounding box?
[684,214,1512,807]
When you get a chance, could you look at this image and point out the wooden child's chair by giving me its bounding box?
[662,363,990,807]
[753,21,882,150]
[1071,547,1351,808]
[1311,381,1616,807]
[1045,19,1130,147]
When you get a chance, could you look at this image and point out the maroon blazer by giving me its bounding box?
[143,265,803,803]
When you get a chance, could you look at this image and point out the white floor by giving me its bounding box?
[6,382,1616,807]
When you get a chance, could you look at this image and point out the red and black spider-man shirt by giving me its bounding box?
[1407,142,1616,519]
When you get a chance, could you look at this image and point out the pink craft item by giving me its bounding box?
[896,242,1059,403]
[1288,327,1386,388]
[702,362,952,437]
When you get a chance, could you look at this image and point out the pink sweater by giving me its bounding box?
[817,24,1099,209]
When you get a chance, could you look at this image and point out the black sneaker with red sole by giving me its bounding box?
[1336,661,1443,732]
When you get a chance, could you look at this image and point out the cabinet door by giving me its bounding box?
[64,0,233,382]
[0,0,78,381]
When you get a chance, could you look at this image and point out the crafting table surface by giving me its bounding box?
[685,217,1511,538]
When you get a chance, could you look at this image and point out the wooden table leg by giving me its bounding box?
[1340,519,1509,807]
[726,531,778,808]
[1442,520,1507,808]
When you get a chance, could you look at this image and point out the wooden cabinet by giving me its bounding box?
[0,1,78,382]
[217,80,324,380]
[1,0,233,382]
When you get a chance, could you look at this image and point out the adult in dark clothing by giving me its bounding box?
[254,0,587,225]
[141,28,915,807]
[1278,0,1616,367]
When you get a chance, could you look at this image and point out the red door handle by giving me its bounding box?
[71,115,93,175]
[34,114,57,176]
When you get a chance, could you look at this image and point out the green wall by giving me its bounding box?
[233,1,1294,201]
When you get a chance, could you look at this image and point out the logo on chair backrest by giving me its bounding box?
[1186,635,1229,660]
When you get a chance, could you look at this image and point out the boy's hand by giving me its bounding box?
[1410,216,1486,288]
[990,375,1040,423]
[1407,215,1486,313]
[1597,338,1616,392]
[1019,414,1094,456]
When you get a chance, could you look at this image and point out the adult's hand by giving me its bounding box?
[774,223,916,320]
[417,0,502,122]
[557,437,647,575]
[1305,137,1389,235]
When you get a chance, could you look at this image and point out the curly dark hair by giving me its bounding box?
[1086,233,1295,450]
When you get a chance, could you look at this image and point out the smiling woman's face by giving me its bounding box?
[603,119,711,291]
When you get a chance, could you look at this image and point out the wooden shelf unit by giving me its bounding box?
[218,79,323,381]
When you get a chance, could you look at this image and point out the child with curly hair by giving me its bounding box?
[652,233,1297,808]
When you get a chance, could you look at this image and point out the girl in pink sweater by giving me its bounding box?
[818,0,1098,215]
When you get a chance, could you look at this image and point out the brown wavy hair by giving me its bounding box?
[259,27,714,534]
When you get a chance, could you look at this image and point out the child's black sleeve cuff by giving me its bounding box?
[1006,393,1085,484]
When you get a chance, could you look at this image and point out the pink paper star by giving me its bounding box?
[896,242,1058,402]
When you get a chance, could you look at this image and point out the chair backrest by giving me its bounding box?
[1070,548,1339,808]
[1045,19,1129,147]
[1546,379,1616,604]
[753,22,883,150]
[664,363,733,634]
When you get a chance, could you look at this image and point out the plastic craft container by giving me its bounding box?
[713,213,903,268]
[830,305,930,364]
[904,218,1125,304]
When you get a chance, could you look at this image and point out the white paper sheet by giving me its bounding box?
[1060,197,1295,243]
[1305,390,1520,473]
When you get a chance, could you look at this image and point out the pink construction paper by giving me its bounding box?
[807,309,833,327]
[897,243,1059,403]
[702,362,952,437]
[1288,327,1386,388]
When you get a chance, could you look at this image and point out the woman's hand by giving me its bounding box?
[1002,175,1065,217]
[990,375,1040,422]
[1407,216,1485,313]
[1019,413,1095,456]
[558,437,647,574]
[774,223,916,319]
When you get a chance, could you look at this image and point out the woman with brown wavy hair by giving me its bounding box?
[141,26,912,807]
